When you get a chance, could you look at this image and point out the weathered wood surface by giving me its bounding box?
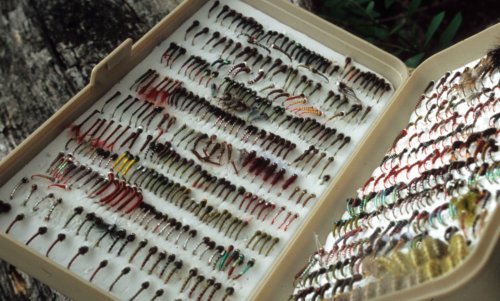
[0,0,183,299]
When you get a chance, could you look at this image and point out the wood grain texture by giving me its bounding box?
[0,0,182,299]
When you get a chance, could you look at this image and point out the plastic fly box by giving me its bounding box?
[0,0,498,300]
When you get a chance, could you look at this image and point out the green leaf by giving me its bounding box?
[398,29,411,43]
[439,12,462,48]
[389,20,406,35]
[384,0,396,8]
[405,52,425,68]
[349,9,368,18]
[424,12,445,46]
[374,27,390,40]
[408,0,422,15]
[366,1,375,17]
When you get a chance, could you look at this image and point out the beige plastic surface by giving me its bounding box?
[0,0,496,300]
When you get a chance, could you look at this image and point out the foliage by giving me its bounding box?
[315,0,463,67]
